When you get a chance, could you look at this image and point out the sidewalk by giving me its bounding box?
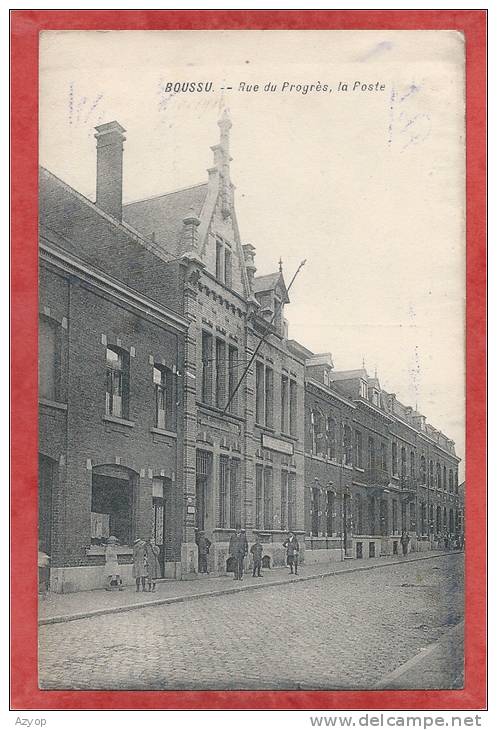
[375,620,464,689]
[39,550,461,626]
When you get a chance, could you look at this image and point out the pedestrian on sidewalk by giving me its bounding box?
[104,536,124,591]
[229,524,248,581]
[195,530,211,574]
[250,535,264,577]
[400,531,410,557]
[133,538,148,591]
[283,531,300,575]
[145,536,160,592]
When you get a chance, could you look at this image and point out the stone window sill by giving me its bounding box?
[150,427,177,438]
[103,414,135,428]
[39,398,67,411]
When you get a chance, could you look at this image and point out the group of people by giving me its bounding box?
[228,525,300,581]
[104,528,299,591]
[104,535,160,592]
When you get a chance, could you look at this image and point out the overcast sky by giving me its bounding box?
[39,30,466,474]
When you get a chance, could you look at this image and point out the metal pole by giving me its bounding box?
[221,259,306,416]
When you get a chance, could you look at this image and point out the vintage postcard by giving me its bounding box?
[9,12,487,711]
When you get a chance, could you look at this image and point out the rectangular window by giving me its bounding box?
[392,499,399,533]
[224,248,232,288]
[106,346,129,418]
[391,442,398,475]
[381,442,387,471]
[215,339,226,409]
[215,239,223,281]
[343,425,352,466]
[218,456,229,528]
[255,465,263,529]
[280,470,288,531]
[368,436,376,470]
[289,380,297,436]
[229,459,240,528]
[265,367,274,428]
[228,345,238,414]
[154,366,167,429]
[39,316,60,401]
[263,468,273,529]
[288,472,296,531]
[354,430,363,468]
[201,331,213,404]
[281,376,289,433]
[255,361,264,424]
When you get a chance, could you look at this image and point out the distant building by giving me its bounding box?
[287,345,463,562]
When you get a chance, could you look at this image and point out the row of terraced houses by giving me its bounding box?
[39,114,464,592]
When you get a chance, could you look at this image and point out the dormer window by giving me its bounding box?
[372,389,379,406]
[360,380,368,399]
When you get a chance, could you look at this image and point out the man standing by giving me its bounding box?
[229,524,248,580]
[283,531,300,575]
[196,530,211,574]
[250,534,264,577]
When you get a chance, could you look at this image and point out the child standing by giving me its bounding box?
[250,535,264,577]
[104,536,124,590]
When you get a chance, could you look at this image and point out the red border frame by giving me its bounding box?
[10,10,487,710]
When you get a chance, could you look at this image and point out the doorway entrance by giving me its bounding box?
[152,476,172,578]
[196,450,212,532]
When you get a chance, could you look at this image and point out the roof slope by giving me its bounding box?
[123,183,209,259]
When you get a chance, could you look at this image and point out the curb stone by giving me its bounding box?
[39,551,462,626]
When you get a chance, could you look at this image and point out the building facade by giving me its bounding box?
[39,124,189,592]
[123,111,306,573]
[39,114,463,592]
[291,352,463,562]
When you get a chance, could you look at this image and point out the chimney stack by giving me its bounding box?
[94,121,126,221]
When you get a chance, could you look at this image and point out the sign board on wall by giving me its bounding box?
[261,434,294,456]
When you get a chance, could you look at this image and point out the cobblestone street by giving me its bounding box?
[38,553,463,691]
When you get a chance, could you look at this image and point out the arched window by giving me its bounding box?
[436,462,442,489]
[449,469,454,492]
[400,446,407,477]
[443,465,447,490]
[326,417,337,460]
[429,460,434,488]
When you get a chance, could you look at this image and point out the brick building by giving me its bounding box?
[286,348,463,562]
[39,123,189,592]
[123,111,306,573]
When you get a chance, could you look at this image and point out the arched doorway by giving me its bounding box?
[91,464,138,546]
